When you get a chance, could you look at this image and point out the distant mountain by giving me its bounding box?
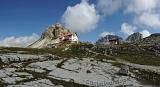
[139,33,160,46]
[28,23,78,48]
[150,33,160,37]
[96,35,123,45]
[126,32,143,42]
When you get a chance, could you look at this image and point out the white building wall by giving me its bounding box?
[71,35,78,42]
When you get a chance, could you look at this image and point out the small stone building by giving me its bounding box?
[109,39,120,45]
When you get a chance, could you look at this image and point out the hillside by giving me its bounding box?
[0,43,160,87]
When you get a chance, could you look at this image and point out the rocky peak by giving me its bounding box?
[28,23,78,48]
[126,32,143,42]
[150,33,160,37]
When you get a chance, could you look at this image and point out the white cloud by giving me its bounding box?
[97,0,160,16]
[125,0,158,14]
[97,0,160,31]
[0,33,39,47]
[121,23,137,35]
[97,0,123,15]
[134,12,160,29]
[100,31,115,37]
[125,0,160,29]
[62,0,100,33]
[121,23,151,38]
[140,30,151,38]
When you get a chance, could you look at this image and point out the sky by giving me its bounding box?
[0,0,160,47]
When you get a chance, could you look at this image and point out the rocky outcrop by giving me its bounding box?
[118,65,129,76]
[41,23,64,39]
[150,33,160,37]
[28,23,78,48]
[28,23,63,48]
[126,32,143,42]
[139,33,160,46]
[0,53,142,87]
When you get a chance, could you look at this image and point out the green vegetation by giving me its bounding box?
[130,68,160,86]
[0,42,111,59]
[1,43,160,66]
[90,43,160,66]
[115,45,160,66]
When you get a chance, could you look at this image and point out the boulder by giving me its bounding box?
[118,65,129,76]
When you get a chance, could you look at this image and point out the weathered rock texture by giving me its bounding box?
[28,23,78,48]
[126,32,143,42]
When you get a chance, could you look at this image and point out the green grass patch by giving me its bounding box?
[130,68,160,86]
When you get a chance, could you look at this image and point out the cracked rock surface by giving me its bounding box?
[0,53,143,87]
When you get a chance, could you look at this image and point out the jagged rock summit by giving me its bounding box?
[139,33,160,46]
[28,23,78,48]
[41,23,64,39]
[126,32,143,42]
